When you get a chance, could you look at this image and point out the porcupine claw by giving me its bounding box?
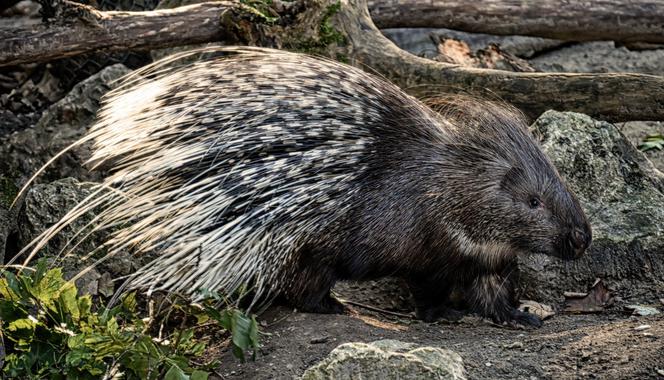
[504,309,543,328]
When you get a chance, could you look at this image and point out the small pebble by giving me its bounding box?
[504,341,524,349]
[626,304,660,316]
[485,362,492,367]
[634,325,651,331]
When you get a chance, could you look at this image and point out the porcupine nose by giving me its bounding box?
[569,227,591,258]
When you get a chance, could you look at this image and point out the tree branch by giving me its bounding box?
[369,0,664,44]
[0,1,243,67]
[336,0,664,122]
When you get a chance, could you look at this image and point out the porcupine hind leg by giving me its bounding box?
[467,266,542,327]
[282,248,346,314]
[408,277,464,322]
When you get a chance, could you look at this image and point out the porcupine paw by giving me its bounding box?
[416,305,465,323]
[511,309,543,327]
[495,309,542,328]
[297,294,347,314]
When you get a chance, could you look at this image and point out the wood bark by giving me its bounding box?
[335,0,664,122]
[1,0,664,121]
[369,0,664,44]
[0,1,242,67]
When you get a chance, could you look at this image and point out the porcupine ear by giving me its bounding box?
[500,166,525,191]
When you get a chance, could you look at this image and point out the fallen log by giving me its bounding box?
[0,1,244,67]
[368,0,664,44]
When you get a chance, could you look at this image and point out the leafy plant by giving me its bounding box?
[638,133,664,152]
[195,290,259,362]
[0,261,259,379]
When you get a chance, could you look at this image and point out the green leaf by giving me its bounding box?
[638,134,664,152]
[122,292,137,313]
[1,272,22,299]
[59,282,80,322]
[31,268,66,310]
[1,266,256,379]
[230,310,253,361]
[191,370,209,380]
[177,329,195,347]
[164,364,189,380]
[0,299,27,321]
[7,317,37,332]
[77,294,92,319]
[33,259,48,285]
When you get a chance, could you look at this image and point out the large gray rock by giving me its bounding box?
[519,111,664,304]
[1,64,130,265]
[16,178,97,257]
[302,339,466,380]
[12,178,140,294]
[0,64,131,187]
[531,41,664,76]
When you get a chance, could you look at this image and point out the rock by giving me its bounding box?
[382,28,564,59]
[11,178,140,282]
[530,41,664,76]
[617,121,664,172]
[625,305,660,317]
[1,64,130,264]
[0,64,131,188]
[301,339,466,380]
[15,178,96,258]
[518,300,555,320]
[518,111,664,305]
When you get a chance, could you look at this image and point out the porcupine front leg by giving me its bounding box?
[467,269,542,327]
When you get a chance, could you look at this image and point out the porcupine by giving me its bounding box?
[17,46,591,326]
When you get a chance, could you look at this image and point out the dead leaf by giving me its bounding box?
[564,278,612,314]
[432,37,477,66]
[518,300,555,320]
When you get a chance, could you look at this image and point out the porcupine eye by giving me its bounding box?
[529,197,543,209]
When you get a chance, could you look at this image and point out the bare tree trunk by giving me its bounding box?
[369,0,664,44]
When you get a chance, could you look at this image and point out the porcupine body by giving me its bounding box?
[23,47,591,326]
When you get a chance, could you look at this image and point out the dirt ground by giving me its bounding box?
[214,304,664,379]
[212,279,664,379]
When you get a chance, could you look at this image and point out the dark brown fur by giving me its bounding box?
[282,98,591,327]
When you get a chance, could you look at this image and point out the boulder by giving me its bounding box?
[302,339,466,380]
[11,178,140,294]
[1,64,130,264]
[519,111,664,304]
[0,63,131,188]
